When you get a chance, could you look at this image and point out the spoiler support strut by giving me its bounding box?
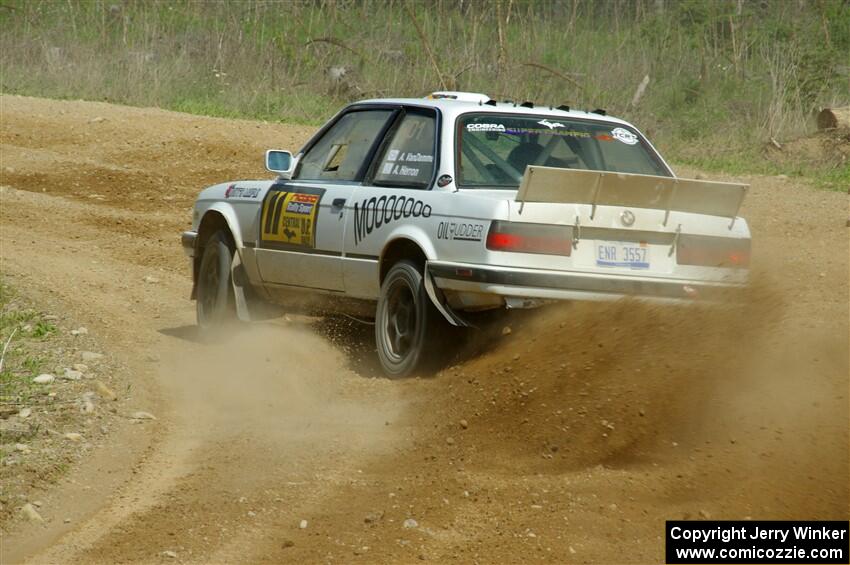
[728,186,748,230]
[663,179,679,227]
[590,173,603,220]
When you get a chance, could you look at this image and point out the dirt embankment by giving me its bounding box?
[0,94,847,564]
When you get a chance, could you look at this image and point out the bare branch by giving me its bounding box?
[403,1,448,91]
[630,74,650,107]
[304,37,364,60]
[519,62,583,90]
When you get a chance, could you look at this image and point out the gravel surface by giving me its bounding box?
[0,94,846,564]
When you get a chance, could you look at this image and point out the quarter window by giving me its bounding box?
[373,111,437,188]
[296,110,393,181]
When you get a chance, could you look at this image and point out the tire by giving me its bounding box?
[375,260,447,378]
[196,230,236,333]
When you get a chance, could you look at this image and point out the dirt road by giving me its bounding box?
[1,95,847,564]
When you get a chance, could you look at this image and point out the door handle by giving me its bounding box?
[331,198,346,212]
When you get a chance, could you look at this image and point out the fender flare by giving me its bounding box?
[378,227,470,328]
[200,202,246,252]
[378,225,438,267]
[193,204,251,321]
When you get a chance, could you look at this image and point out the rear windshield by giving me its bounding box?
[456,113,669,188]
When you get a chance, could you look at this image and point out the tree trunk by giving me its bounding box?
[817,107,850,130]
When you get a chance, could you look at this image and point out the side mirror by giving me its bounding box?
[265,150,294,175]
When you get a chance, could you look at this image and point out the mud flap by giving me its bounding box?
[230,252,252,322]
[424,261,471,328]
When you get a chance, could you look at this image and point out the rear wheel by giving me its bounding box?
[375,260,448,378]
[196,231,236,333]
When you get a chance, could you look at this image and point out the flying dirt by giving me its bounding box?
[0,95,847,563]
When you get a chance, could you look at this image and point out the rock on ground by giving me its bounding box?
[21,503,44,523]
[81,351,104,361]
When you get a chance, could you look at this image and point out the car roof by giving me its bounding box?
[355,93,634,128]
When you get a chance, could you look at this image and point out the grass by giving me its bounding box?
[0,0,847,188]
[673,147,850,189]
[0,280,97,496]
[0,282,52,420]
[819,163,850,189]
[31,321,56,339]
[0,282,52,465]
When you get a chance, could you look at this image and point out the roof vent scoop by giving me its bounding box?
[427,91,490,103]
[557,104,570,112]
[520,101,534,108]
[592,108,607,115]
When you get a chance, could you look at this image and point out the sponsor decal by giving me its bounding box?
[611,127,638,145]
[466,123,506,132]
[537,119,566,129]
[436,174,453,188]
[505,127,592,138]
[259,186,325,249]
[437,221,484,242]
[485,125,624,143]
[353,196,432,245]
[225,184,261,199]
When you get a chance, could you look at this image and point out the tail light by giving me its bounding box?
[676,235,750,268]
[486,221,572,256]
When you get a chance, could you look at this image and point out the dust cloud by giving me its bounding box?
[157,322,403,452]
[429,272,848,518]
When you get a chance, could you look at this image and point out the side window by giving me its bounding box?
[373,111,436,187]
[296,110,393,181]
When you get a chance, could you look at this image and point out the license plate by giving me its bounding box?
[595,241,650,269]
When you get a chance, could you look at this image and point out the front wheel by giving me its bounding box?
[375,260,449,378]
[196,230,236,333]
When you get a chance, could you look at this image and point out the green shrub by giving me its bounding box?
[0,0,847,187]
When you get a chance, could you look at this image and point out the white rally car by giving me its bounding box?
[182,92,750,377]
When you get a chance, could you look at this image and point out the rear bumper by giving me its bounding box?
[428,261,745,305]
[181,231,197,258]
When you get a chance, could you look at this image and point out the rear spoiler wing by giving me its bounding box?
[516,166,748,228]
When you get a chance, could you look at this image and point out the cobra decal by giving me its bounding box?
[353,196,432,245]
[259,185,326,249]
